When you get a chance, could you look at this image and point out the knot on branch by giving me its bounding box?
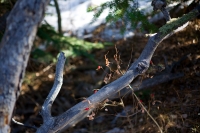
[151,0,167,11]
[136,60,149,74]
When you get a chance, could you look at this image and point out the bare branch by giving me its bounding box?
[161,8,171,21]
[111,72,184,99]
[151,0,171,21]
[37,4,200,133]
[151,0,167,11]
[40,52,66,121]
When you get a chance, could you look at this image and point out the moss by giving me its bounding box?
[159,10,199,36]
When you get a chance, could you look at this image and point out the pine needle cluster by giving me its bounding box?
[88,0,157,33]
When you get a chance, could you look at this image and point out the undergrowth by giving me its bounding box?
[88,0,157,33]
[32,24,112,64]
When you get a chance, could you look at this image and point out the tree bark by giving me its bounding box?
[0,0,50,132]
[37,5,200,133]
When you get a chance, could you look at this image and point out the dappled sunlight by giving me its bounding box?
[13,20,200,132]
[0,0,198,132]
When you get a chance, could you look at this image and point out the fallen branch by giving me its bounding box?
[111,72,184,99]
[40,52,66,122]
[37,4,200,133]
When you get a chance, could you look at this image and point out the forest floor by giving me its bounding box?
[12,19,200,133]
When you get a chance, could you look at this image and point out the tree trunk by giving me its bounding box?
[0,0,50,132]
[53,0,62,34]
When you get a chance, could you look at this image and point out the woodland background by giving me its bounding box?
[0,0,200,132]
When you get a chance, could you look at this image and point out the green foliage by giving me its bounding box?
[31,48,56,63]
[88,0,157,33]
[32,24,111,63]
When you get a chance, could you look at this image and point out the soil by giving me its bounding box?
[11,19,200,133]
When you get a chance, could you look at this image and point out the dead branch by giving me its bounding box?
[40,52,66,122]
[111,72,184,99]
[37,3,200,133]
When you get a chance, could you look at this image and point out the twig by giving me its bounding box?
[12,118,37,130]
[119,69,163,133]
[122,101,134,132]
[111,72,184,99]
[132,90,163,132]
[125,45,134,72]
[35,62,54,77]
